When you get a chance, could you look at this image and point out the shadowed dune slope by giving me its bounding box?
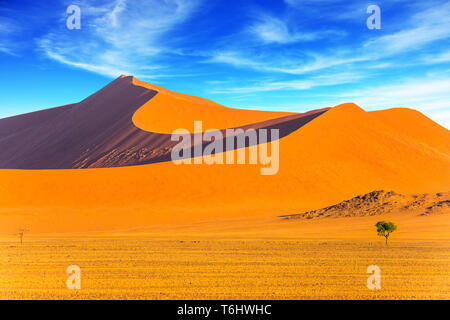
[0,96,449,233]
[0,76,325,169]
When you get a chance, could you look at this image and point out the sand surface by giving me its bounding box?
[1,211,449,299]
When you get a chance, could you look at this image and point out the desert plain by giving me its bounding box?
[1,209,449,300]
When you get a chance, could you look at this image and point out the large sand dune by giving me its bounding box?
[0,76,325,169]
[0,76,449,234]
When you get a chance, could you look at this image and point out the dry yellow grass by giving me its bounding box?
[0,237,449,300]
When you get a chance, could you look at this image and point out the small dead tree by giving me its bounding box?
[16,229,29,244]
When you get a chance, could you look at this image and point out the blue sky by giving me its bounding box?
[1,0,450,128]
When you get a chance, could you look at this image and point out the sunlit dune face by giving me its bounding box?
[131,76,295,134]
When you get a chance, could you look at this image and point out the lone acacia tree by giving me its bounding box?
[375,221,397,245]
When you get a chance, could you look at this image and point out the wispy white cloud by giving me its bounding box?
[336,76,450,128]
[422,50,450,64]
[0,19,17,33]
[229,75,450,129]
[284,0,344,8]
[212,72,366,94]
[207,50,368,75]
[342,77,450,103]
[0,16,21,56]
[208,1,450,76]
[207,51,266,70]
[38,0,200,78]
[362,2,450,56]
[268,55,367,74]
[40,41,131,77]
[427,109,450,129]
[249,15,326,44]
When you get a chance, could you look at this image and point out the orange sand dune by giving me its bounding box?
[0,81,449,233]
[0,76,324,169]
[131,76,294,133]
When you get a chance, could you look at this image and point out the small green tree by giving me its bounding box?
[375,221,397,245]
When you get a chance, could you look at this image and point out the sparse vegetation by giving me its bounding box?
[375,221,397,245]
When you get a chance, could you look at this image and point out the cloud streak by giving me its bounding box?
[249,15,328,44]
[38,0,200,78]
[212,72,366,94]
[208,1,450,76]
[336,76,450,128]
